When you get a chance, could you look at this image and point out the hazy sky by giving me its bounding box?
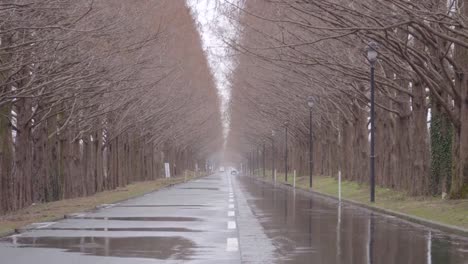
[186,0,238,144]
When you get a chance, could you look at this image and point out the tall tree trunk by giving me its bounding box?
[0,31,14,212]
[410,75,430,196]
[15,96,34,208]
[32,121,48,202]
[0,102,13,213]
[47,116,60,201]
[430,101,453,195]
[95,129,103,192]
[450,0,468,198]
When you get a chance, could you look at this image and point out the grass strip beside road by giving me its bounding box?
[0,172,203,236]
[256,172,468,230]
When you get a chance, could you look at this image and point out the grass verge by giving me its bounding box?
[0,172,204,236]
[255,171,468,230]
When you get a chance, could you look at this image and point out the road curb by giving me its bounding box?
[250,176,468,238]
[1,175,208,238]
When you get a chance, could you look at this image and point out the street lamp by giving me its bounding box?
[308,96,314,189]
[367,41,378,203]
[284,121,289,183]
[271,130,276,180]
[263,140,266,178]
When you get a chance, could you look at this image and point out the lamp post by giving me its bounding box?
[367,41,378,203]
[272,130,276,180]
[308,96,314,188]
[284,121,289,182]
[263,141,266,178]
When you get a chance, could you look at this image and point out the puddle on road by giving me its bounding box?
[239,177,468,264]
[66,216,202,222]
[115,205,208,208]
[3,236,197,260]
[180,187,220,191]
[34,227,201,232]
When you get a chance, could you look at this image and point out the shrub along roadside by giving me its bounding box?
[0,171,204,237]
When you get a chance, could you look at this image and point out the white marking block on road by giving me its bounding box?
[228,211,235,217]
[226,238,239,252]
[229,198,234,202]
[228,221,237,229]
[229,204,235,209]
[68,213,86,218]
[32,222,56,229]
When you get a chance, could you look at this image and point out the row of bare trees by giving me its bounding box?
[0,0,223,213]
[222,0,468,198]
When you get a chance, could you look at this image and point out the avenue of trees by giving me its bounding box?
[223,0,468,198]
[0,0,223,213]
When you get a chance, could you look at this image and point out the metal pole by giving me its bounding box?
[249,151,254,176]
[293,170,296,188]
[272,137,275,180]
[255,150,258,176]
[338,130,342,202]
[338,170,342,202]
[263,143,266,178]
[285,126,288,182]
[309,108,313,188]
[370,63,376,203]
[254,149,257,176]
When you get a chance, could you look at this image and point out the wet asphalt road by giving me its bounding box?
[0,173,467,263]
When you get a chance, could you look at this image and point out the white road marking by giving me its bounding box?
[97,204,114,209]
[226,238,239,252]
[229,204,234,209]
[228,211,235,217]
[10,234,21,245]
[68,213,86,218]
[228,221,237,229]
[229,198,234,202]
[33,222,56,229]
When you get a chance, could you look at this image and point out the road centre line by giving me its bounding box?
[226,238,239,252]
[228,221,237,229]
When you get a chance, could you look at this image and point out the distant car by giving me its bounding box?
[231,170,238,175]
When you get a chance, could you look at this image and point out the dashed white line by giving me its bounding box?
[229,198,234,203]
[228,211,235,217]
[229,204,235,209]
[228,221,237,229]
[226,238,239,252]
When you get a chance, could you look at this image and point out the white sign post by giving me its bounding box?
[338,170,342,202]
[293,170,296,188]
[164,163,171,178]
